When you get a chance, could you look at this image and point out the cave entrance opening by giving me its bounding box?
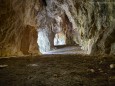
[54,32,66,46]
[37,29,67,54]
[36,13,84,55]
[37,29,84,55]
[37,29,51,54]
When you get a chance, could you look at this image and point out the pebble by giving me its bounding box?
[90,69,95,73]
[98,68,103,73]
[27,64,38,67]
[0,65,8,68]
[110,64,115,69]
[53,74,58,77]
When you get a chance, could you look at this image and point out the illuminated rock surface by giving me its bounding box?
[0,0,115,56]
[43,46,86,55]
[0,0,41,56]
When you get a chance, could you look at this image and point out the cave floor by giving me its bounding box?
[44,45,86,55]
[0,55,115,86]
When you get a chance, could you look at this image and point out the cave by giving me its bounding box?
[0,0,115,86]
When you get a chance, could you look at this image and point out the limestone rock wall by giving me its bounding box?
[37,7,55,53]
[37,0,77,53]
[39,0,115,55]
[0,0,115,56]
[70,0,115,55]
[0,0,41,56]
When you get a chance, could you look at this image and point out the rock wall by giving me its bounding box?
[37,7,55,53]
[39,0,115,55]
[0,0,115,56]
[0,0,41,56]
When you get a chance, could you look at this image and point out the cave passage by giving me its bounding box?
[54,32,66,46]
[37,30,85,55]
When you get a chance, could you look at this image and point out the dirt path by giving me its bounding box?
[0,55,115,86]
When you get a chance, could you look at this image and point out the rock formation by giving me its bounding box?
[0,0,41,56]
[0,0,115,56]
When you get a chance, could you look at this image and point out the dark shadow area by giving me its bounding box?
[54,44,79,49]
[105,29,115,54]
[42,0,47,6]
[0,55,115,86]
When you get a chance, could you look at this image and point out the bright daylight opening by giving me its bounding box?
[37,29,51,54]
[54,32,66,46]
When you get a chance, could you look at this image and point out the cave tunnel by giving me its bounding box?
[0,0,115,86]
[37,28,80,54]
[37,14,81,55]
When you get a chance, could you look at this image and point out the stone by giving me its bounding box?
[98,68,103,73]
[110,64,115,69]
[27,64,38,67]
[0,65,8,68]
[90,69,95,73]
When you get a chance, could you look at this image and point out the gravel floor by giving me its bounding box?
[0,55,115,86]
